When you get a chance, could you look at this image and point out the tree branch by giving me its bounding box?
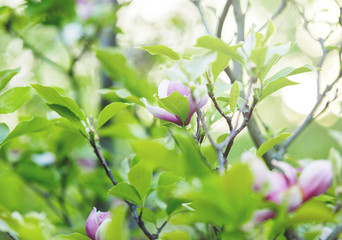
[7,233,18,240]
[89,138,164,240]
[216,0,233,38]
[257,0,288,32]
[326,225,342,240]
[192,0,211,34]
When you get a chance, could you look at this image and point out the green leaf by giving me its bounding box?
[31,84,85,121]
[211,52,230,81]
[170,128,212,178]
[109,183,142,206]
[0,123,9,144]
[141,45,180,60]
[0,87,32,114]
[264,20,275,43]
[265,65,316,85]
[290,200,334,224]
[0,68,20,92]
[53,233,89,240]
[97,102,129,130]
[128,161,152,200]
[161,231,191,240]
[196,35,244,63]
[96,48,154,99]
[132,140,184,174]
[99,88,143,105]
[257,133,292,157]
[47,104,81,123]
[260,77,299,101]
[137,208,157,225]
[1,117,53,145]
[158,91,190,125]
[105,205,128,240]
[229,81,240,112]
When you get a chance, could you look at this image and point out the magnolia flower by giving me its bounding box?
[244,153,333,222]
[85,207,111,240]
[144,80,208,126]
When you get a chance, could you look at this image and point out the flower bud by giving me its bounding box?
[298,160,333,201]
[85,207,111,240]
[144,80,208,126]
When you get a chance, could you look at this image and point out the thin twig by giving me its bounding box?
[257,0,288,32]
[89,138,162,240]
[216,0,233,38]
[278,47,342,157]
[326,225,342,240]
[192,0,211,34]
[7,233,18,240]
[207,83,233,131]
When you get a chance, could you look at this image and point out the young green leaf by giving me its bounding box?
[31,84,85,121]
[96,102,129,130]
[53,233,89,240]
[158,91,190,125]
[257,133,292,157]
[128,161,152,200]
[0,68,20,92]
[105,205,128,240]
[211,52,230,81]
[229,81,240,112]
[108,182,142,206]
[196,35,243,63]
[265,64,316,85]
[47,104,81,123]
[161,231,191,240]
[0,123,9,144]
[264,20,275,43]
[2,117,53,145]
[141,45,180,60]
[0,87,32,114]
[260,77,299,101]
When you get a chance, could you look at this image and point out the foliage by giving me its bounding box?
[0,0,341,240]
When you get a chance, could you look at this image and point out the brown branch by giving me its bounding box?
[216,0,233,38]
[89,138,162,240]
[207,84,233,131]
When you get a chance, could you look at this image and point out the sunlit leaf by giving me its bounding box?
[229,81,240,112]
[196,35,243,63]
[260,77,298,101]
[128,161,152,200]
[141,45,180,60]
[53,233,89,240]
[257,133,292,157]
[0,68,20,92]
[109,183,142,206]
[32,84,85,121]
[0,87,32,114]
[97,102,129,130]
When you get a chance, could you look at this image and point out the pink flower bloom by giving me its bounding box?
[298,160,333,201]
[144,80,208,126]
[85,207,111,240]
[253,209,275,223]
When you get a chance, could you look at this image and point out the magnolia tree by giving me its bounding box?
[0,0,341,239]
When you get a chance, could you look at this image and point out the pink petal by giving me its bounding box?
[85,208,97,240]
[158,80,170,98]
[85,208,111,240]
[143,99,182,125]
[253,209,275,223]
[272,160,297,186]
[166,81,191,96]
[265,172,289,204]
[299,160,333,201]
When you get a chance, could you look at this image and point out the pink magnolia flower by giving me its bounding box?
[144,80,208,126]
[298,160,333,201]
[85,207,111,240]
[244,153,333,222]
